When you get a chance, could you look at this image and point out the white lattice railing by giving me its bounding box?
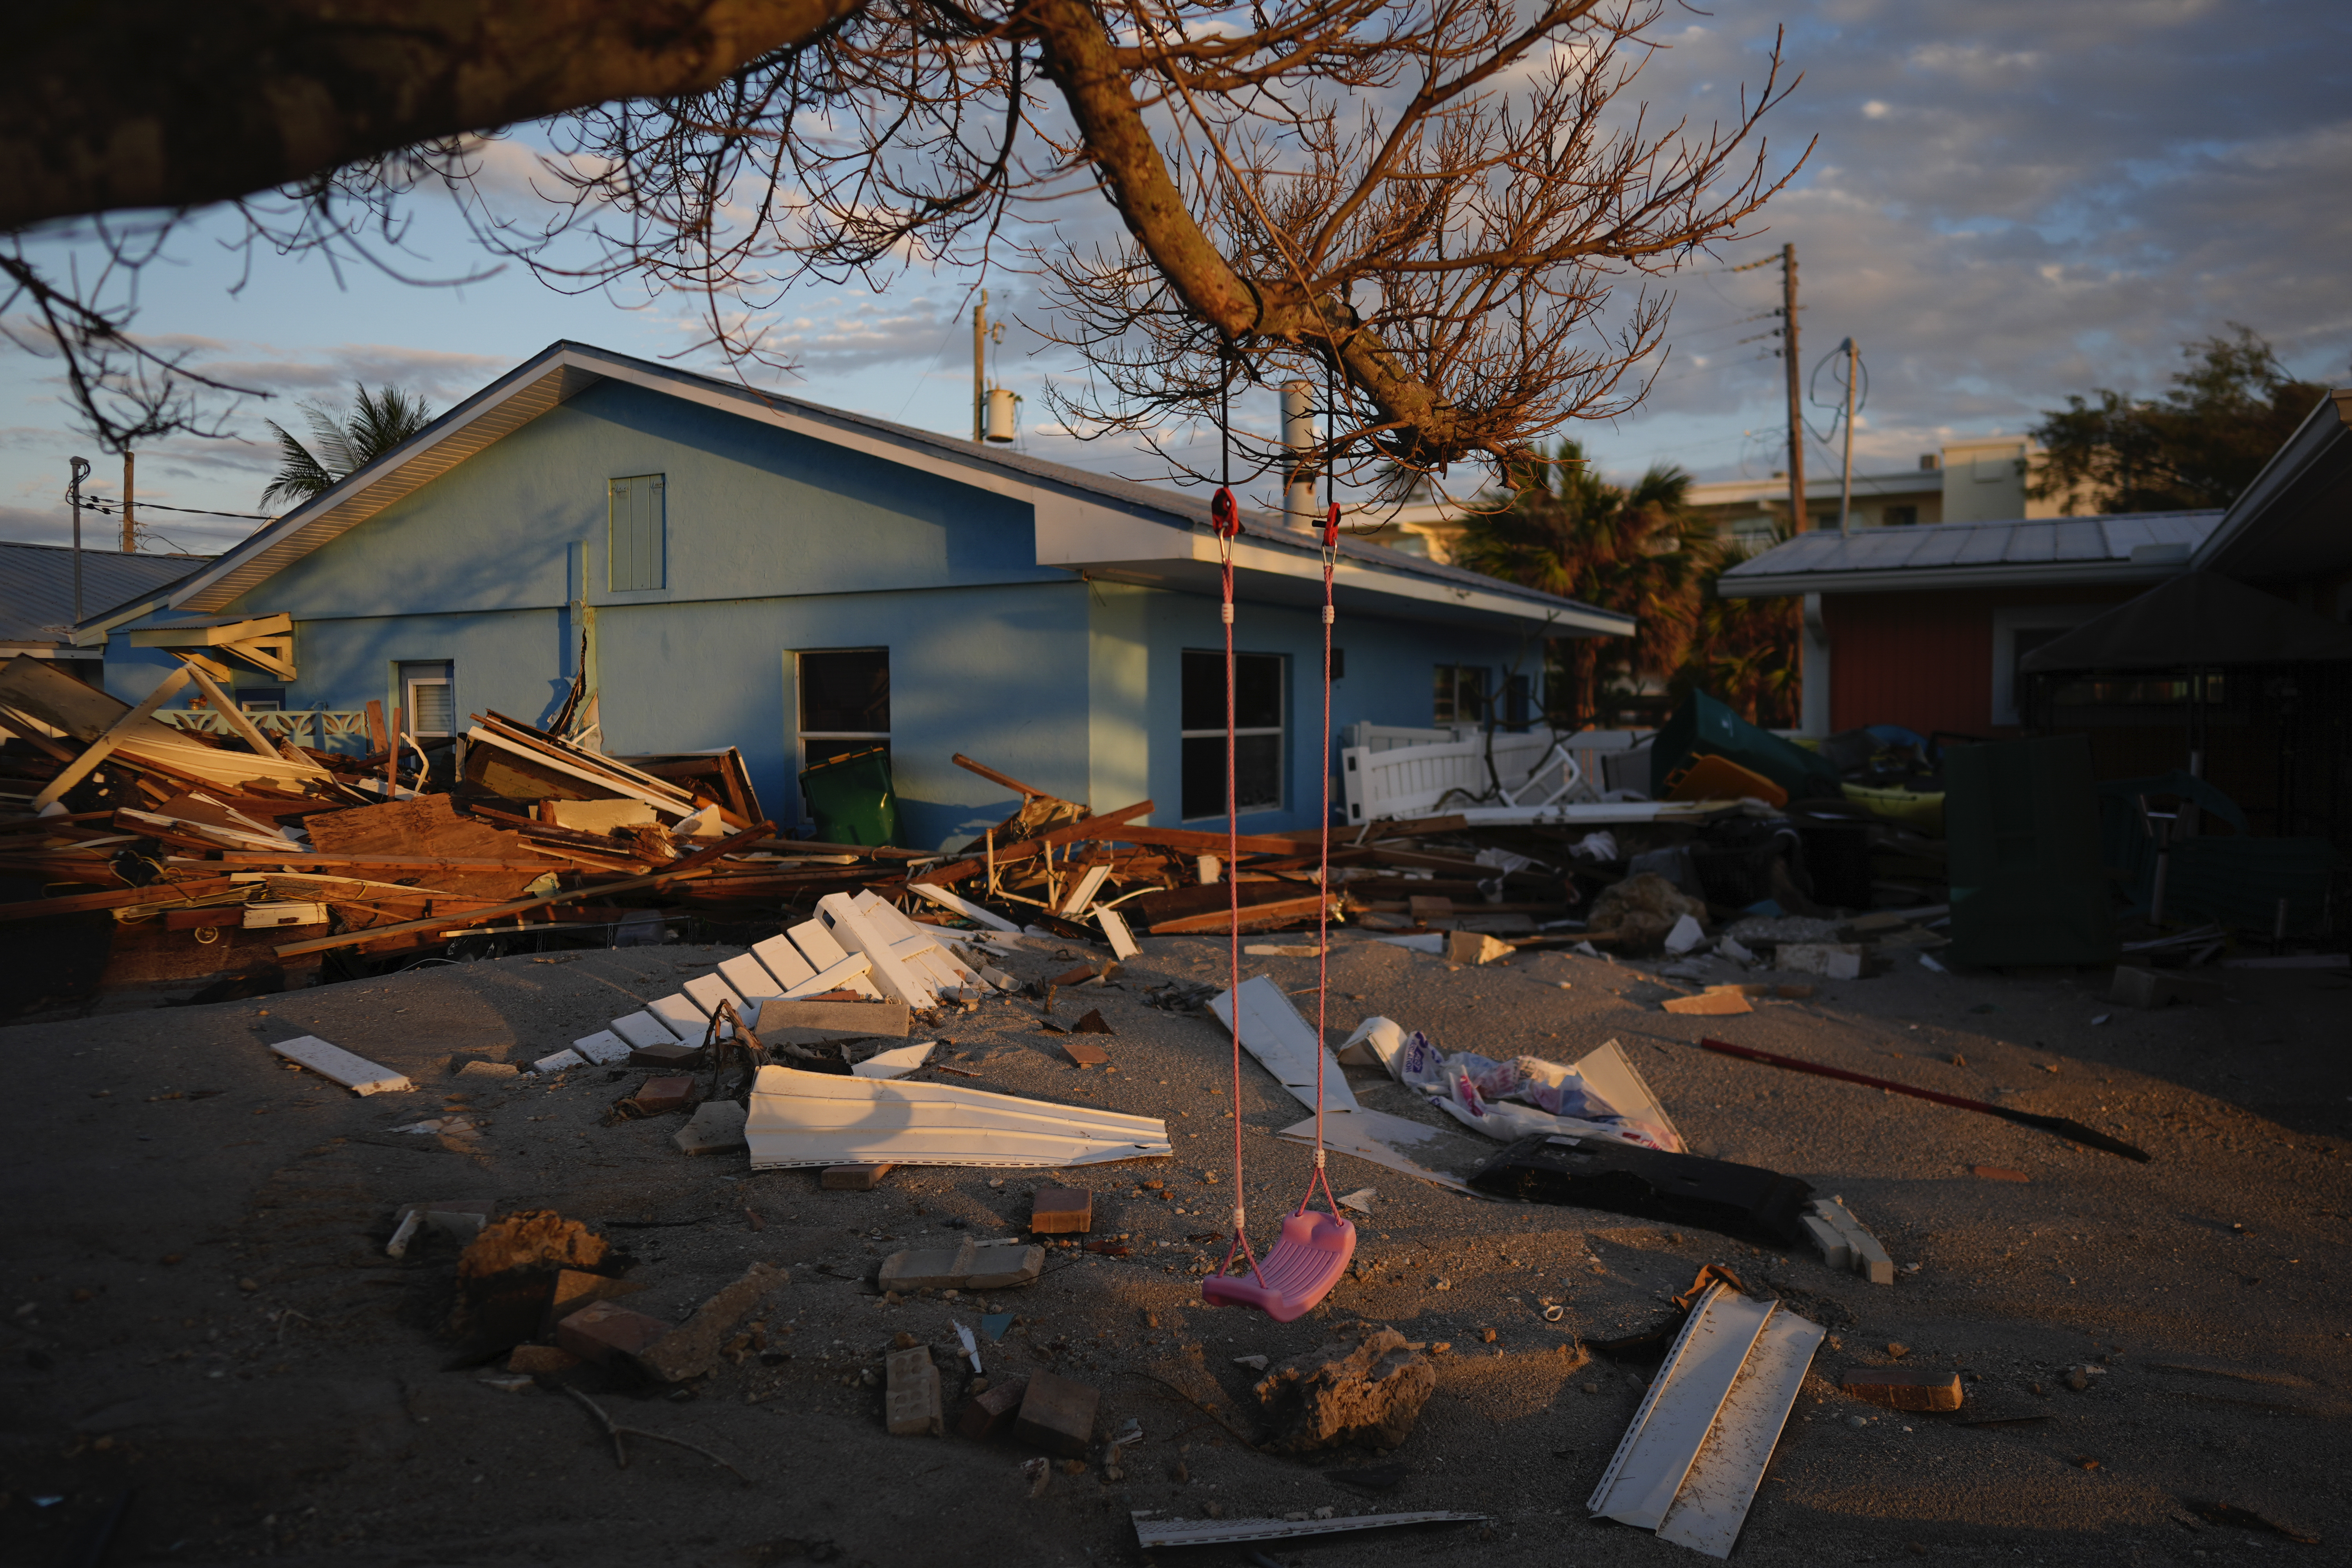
[152,709,374,752]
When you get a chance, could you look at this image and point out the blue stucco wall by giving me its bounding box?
[103,373,1548,847]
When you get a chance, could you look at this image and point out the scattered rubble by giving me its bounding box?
[1250,1328,1436,1453]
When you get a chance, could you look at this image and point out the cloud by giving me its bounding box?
[1576,0,2352,481]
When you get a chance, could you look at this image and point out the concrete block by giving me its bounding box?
[532,1048,587,1074]
[269,1034,411,1096]
[556,1299,673,1366]
[649,993,709,1041]
[822,1163,894,1190]
[1014,1370,1099,1457]
[1843,1367,1963,1412]
[887,1346,945,1436]
[629,1041,706,1069]
[878,1240,1045,1292]
[673,1098,748,1155]
[757,998,911,1038]
[1849,1228,1896,1286]
[611,1011,684,1050]
[2110,965,2223,1009]
[1798,1212,1850,1272]
[634,1262,790,1383]
[632,1076,697,1115]
[957,1376,1030,1440]
[571,1030,632,1066]
[1031,1188,1092,1234]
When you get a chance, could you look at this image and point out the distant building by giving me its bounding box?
[1344,436,2068,562]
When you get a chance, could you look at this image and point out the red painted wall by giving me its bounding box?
[1820,584,2140,737]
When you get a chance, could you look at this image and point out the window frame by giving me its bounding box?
[1989,605,2103,726]
[1432,663,1490,726]
[794,647,891,818]
[1180,648,1286,821]
[402,670,455,739]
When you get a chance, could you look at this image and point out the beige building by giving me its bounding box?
[1347,436,2066,563]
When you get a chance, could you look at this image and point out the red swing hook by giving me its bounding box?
[1210,485,1241,538]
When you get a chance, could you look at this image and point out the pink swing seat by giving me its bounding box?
[1203,1211,1357,1323]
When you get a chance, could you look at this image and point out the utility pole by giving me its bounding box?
[122,450,136,552]
[1781,243,1805,533]
[1281,381,1316,528]
[972,290,987,444]
[1838,337,1858,536]
[68,456,91,623]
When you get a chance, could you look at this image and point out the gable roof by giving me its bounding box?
[1715,509,2225,598]
[1,540,212,651]
[2192,387,2352,582]
[82,341,1631,641]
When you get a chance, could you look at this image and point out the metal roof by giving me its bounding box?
[99,341,1632,639]
[1716,510,2225,597]
[0,541,211,648]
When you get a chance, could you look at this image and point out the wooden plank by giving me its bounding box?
[174,658,323,777]
[911,799,1154,886]
[1093,824,1300,855]
[951,752,1060,800]
[30,664,195,810]
[270,820,770,958]
[1145,889,1337,935]
[0,875,239,922]
[127,613,293,648]
[175,851,567,870]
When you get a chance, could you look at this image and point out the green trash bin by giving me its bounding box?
[1650,691,1843,802]
[1945,734,2116,967]
[799,745,900,847]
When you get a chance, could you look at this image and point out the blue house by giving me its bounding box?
[76,342,1628,848]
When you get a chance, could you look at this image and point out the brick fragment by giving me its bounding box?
[1015,1370,1099,1458]
[631,1075,697,1115]
[887,1346,945,1436]
[506,1344,581,1375]
[628,1041,706,1069]
[634,1261,790,1383]
[822,1163,894,1190]
[957,1376,1030,1441]
[673,1098,748,1155]
[544,1269,646,1330]
[1843,1367,1964,1412]
[1031,1188,1093,1234]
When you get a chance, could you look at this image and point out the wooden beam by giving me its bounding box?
[0,874,238,922]
[173,657,323,777]
[951,752,1060,800]
[1096,824,1301,856]
[910,799,1153,886]
[29,664,195,811]
[1146,891,1339,935]
[271,820,771,958]
[127,613,294,648]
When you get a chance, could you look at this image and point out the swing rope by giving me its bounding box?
[1209,356,1260,1287]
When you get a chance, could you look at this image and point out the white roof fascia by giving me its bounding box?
[160,342,1628,635]
[2191,387,2352,572]
[1718,558,2192,599]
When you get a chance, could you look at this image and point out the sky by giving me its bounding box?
[3,0,2347,558]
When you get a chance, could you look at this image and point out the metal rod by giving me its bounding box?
[1838,337,1857,537]
[1781,245,1803,533]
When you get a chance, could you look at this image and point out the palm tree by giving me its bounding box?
[1454,440,1714,728]
[260,385,435,508]
[1671,532,1801,728]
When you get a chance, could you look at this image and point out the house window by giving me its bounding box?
[1503,673,1533,731]
[237,687,285,713]
[1433,664,1489,725]
[1181,649,1283,820]
[609,474,667,591]
[399,661,455,738]
[1883,505,1919,527]
[1988,607,2102,725]
[797,648,890,772]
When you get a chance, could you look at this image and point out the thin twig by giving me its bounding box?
[557,1382,754,1484]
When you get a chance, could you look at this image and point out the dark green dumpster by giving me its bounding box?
[1945,734,2116,966]
[799,745,900,847]
[1650,692,1843,803]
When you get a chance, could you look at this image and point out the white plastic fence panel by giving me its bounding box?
[1339,728,1566,823]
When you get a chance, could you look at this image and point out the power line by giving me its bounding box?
[72,495,274,522]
